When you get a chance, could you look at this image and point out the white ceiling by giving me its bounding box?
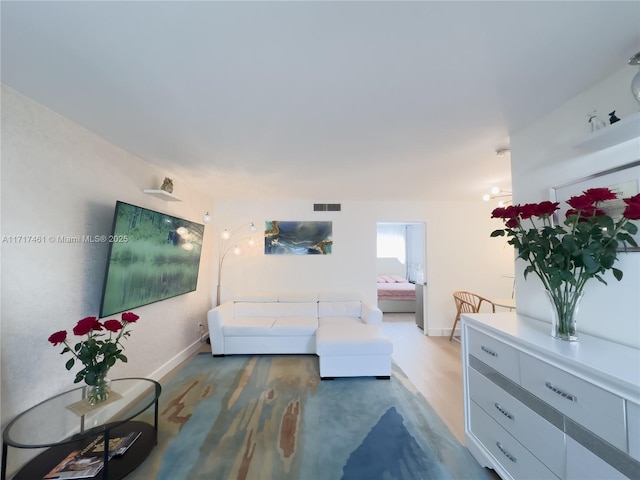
[2,1,639,202]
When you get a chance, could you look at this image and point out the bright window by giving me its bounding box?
[376,224,406,264]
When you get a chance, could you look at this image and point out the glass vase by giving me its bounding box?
[86,373,111,405]
[545,289,584,342]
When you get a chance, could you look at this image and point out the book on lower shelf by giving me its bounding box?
[43,436,104,479]
[43,431,141,479]
[87,431,142,458]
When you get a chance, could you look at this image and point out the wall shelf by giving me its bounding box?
[573,111,640,152]
[143,189,182,202]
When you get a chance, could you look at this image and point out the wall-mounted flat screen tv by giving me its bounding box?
[99,201,205,317]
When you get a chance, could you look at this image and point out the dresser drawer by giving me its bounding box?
[520,353,626,450]
[469,367,565,477]
[470,401,559,480]
[628,401,640,461]
[566,437,628,480]
[467,328,520,383]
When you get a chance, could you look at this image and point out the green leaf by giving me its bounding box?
[559,270,575,283]
[490,230,505,237]
[581,252,599,274]
[85,371,97,386]
[623,222,638,234]
[617,232,638,248]
[65,358,75,370]
[594,274,608,286]
[612,268,623,281]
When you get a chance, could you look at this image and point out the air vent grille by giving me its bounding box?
[313,203,341,212]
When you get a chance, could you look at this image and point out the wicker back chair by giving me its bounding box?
[449,291,496,341]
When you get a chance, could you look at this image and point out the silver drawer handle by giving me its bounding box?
[494,403,514,420]
[545,381,577,402]
[481,345,498,357]
[496,441,517,463]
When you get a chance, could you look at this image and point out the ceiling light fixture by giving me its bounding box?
[203,212,212,224]
[495,147,511,157]
[483,187,512,206]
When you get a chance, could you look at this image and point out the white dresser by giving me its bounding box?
[461,312,640,480]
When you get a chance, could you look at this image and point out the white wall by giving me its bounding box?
[510,67,640,347]
[213,199,514,336]
[0,86,216,472]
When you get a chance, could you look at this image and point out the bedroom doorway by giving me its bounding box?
[376,222,427,333]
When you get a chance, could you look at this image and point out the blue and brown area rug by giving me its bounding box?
[129,353,493,480]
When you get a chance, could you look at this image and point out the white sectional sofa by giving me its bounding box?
[207,292,393,379]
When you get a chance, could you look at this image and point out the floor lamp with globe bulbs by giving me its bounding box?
[215,222,258,306]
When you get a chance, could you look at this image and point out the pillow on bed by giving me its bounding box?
[377,276,388,283]
[390,275,409,283]
[380,275,397,283]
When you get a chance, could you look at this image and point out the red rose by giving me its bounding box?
[518,203,539,220]
[73,316,103,336]
[584,207,606,217]
[502,205,519,219]
[584,188,617,202]
[624,193,640,206]
[491,207,506,219]
[505,218,519,228]
[103,319,123,332]
[568,207,604,221]
[48,330,67,345]
[624,202,640,220]
[121,312,139,323]
[534,201,559,217]
[567,195,594,211]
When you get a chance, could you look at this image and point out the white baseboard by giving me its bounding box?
[426,327,457,337]
[146,339,206,382]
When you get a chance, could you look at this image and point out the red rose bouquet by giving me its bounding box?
[491,188,639,340]
[48,312,139,403]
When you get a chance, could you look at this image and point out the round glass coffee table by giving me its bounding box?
[1,378,161,480]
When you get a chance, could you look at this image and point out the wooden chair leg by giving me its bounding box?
[449,315,459,341]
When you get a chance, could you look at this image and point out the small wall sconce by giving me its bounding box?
[203,212,212,224]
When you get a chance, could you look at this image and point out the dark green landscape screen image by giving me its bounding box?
[99,201,204,317]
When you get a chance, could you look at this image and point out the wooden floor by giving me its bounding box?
[381,312,465,442]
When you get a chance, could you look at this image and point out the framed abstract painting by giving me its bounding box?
[264,221,332,255]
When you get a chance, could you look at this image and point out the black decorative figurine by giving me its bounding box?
[609,111,621,124]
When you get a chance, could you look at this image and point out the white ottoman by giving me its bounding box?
[315,323,393,379]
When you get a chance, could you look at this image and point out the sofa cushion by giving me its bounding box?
[234,302,317,317]
[318,317,364,327]
[278,302,317,317]
[272,317,318,335]
[316,324,393,355]
[223,317,276,336]
[318,301,362,318]
[225,317,317,336]
[235,303,281,317]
